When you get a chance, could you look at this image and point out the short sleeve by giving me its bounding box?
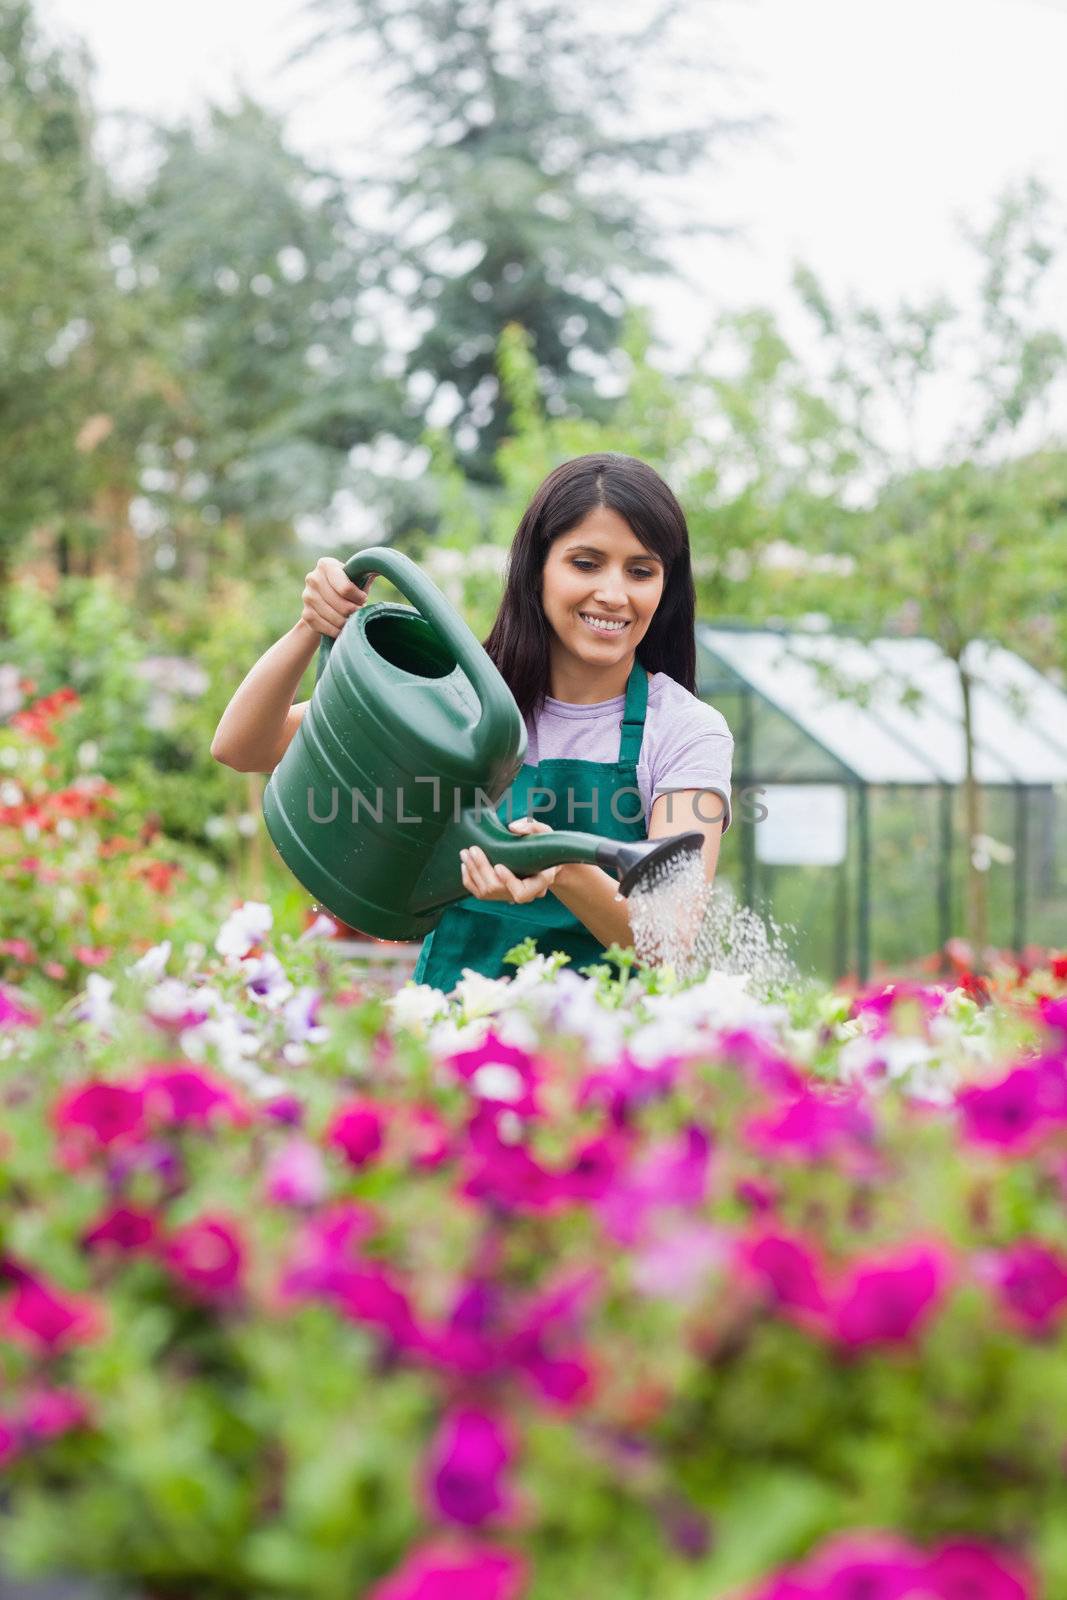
[649,697,734,833]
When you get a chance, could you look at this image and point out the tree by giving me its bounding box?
[0,0,134,599]
[114,98,413,584]
[295,0,756,481]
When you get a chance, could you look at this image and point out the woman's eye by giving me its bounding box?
[572,560,655,578]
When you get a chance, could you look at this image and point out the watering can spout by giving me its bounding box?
[409,808,704,916]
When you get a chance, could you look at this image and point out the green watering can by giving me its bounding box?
[262,547,703,941]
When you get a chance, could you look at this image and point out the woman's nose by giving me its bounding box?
[592,573,628,607]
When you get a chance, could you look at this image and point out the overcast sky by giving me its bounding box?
[39,0,1067,378]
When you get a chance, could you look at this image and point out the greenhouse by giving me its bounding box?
[697,624,1067,981]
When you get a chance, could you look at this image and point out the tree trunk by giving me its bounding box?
[957,660,989,963]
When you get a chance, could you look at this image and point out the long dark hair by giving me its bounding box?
[482,452,696,721]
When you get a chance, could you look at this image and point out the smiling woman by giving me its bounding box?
[410,452,735,989]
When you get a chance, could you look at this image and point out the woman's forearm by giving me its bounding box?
[210,621,320,773]
[550,862,634,950]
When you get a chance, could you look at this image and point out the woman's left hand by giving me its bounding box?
[460,817,561,904]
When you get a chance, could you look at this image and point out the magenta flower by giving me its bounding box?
[462,1138,563,1214]
[556,1133,626,1202]
[745,1088,874,1167]
[0,1415,18,1468]
[334,1262,419,1346]
[717,1029,807,1097]
[278,1201,377,1301]
[263,1092,305,1125]
[1038,995,1067,1039]
[445,1031,542,1118]
[137,1064,248,1129]
[264,1138,328,1207]
[596,1125,711,1245]
[801,1531,926,1599]
[326,1099,385,1168]
[20,1386,90,1442]
[52,1080,145,1162]
[737,1229,830,1323]
[0,1275,105,1355]
[980,1241,1067,1335]
[369,1540,526,1600]
[426,1407,513,1527]
[923,1539,1032,1600]
[162,1214,245,1303]
[82,1203,159,1255]
[830,1242,951,1350]
[956,1067,1048,1152]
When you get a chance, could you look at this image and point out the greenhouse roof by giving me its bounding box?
[696,626,1067,787]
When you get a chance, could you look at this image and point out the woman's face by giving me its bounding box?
[541,505,666,667]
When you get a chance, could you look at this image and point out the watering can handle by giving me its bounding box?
[313,546,511,730]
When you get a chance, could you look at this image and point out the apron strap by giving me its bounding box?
[618,660,648,764]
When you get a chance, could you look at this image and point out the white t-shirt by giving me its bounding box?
[521,671,734,831]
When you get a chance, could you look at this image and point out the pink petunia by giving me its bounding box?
[979,1240,1067,1336]
[136,1064,248,1129]
[52,1080,145,1162]
[0,1275,105,1355]
[737,1229,831,1325]
[82,1204,159,1255]
[830,1242,951,1350]
[745,1088,875,1167]
[596,1125,712,1245]
[923,1539,1033,1600]
[162,1214,245,1303]
[956,1067,1049,1152]
[369,1541,526,1600]
[326,1099,385,1168]
[800,1531,926,1599]
[0,1415,19,1468]
[264,1138,328,1207]
[426,1408,513,1528]
[277,1201,377,1302]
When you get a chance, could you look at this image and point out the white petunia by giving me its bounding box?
[214,900,273,959]
[127,940,172,981]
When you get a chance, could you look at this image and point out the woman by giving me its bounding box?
[211,453,734,988]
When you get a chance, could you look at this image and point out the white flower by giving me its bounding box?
[283,988,328,1044]
[298,912,339,943]
[214,901,273,959]
[127,940,172,981]
[453,968,511,1020]
[241,951,293,1008]
[387,982,450,1036]
[75,973,115,1031]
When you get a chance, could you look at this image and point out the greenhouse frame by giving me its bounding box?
[695,624,1067,982]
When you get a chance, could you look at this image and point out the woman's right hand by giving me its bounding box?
[299,557,378,640]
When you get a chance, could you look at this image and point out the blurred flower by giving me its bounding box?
[0,1275,105,1355]
[830,1242,951,1350]
[52,1080,145,1162]
[20,1386,91,1442]
[369,1540,526,1600]
[923,1539,1032,1600]
[977,1241,1067,1336]
[426,1407,514,1527]
[162,1214,245,1303]
[137,1064,248,1129]
[215,900,273,959]
[74,973,116,1031]
[264,1138,328,1207]
[82,1204,159,1256]
[127,940,172,981]
[327,1099,385,1167]
[0,984,39,1029]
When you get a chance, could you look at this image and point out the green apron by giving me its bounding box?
[412,661,649,990]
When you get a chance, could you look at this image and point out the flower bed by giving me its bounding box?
[1,900,1067,1599]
